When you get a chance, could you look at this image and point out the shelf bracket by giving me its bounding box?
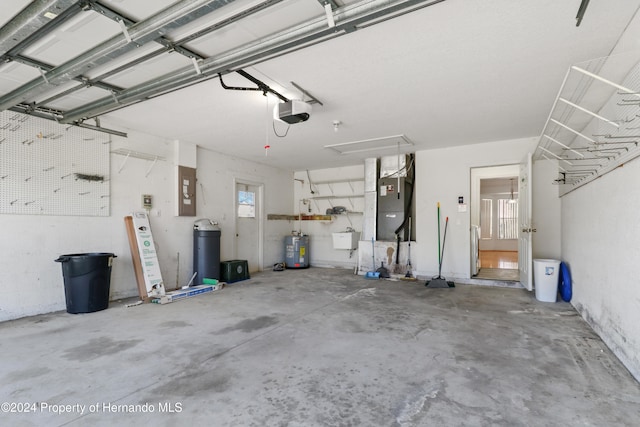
[145,156,159,177]
[118,151,131,173]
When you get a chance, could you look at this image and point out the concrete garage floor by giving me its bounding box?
[1,268,639,426]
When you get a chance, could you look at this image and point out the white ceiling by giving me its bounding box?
[2,0,640,171]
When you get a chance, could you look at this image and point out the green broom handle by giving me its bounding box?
[437,202,441,266]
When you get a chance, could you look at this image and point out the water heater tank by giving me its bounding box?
[285,235,310,268]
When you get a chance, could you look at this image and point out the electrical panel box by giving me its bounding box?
[178,166,196,216]
[142,194,152,209]
[377,177,412,241]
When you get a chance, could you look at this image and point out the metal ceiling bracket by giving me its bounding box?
[291,81,324,106]
[576,0,590,27]
[192,58,202,75]
[73,121,128,137]
[87,0,204,60]
[324,3,336,28]
[218,71,289,102]
[38,68,50,84]
[7,105,127,137]
[317,0,340,9]
[8,54,124,95]
[117,19,132,43]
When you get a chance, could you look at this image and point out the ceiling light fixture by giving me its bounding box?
[333,120,341,132]
[324,134,413,155]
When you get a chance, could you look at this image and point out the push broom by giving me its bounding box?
[426,202,455,288]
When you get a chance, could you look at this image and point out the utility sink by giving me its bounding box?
[332,231,360,250]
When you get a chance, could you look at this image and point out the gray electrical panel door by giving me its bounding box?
[178,166,196,216]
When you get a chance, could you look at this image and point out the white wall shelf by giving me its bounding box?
[310,179,364,185]
[307,177,365,215]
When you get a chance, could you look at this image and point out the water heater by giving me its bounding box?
[285,235,310,268]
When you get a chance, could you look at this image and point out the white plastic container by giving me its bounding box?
[533,259,561,302]
[332,232,360,250]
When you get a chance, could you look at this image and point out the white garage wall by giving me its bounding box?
[562,157,640,381]
[414,137,539,279]
[0,126,292,322]
[196,146,293,269]
[292,165,365,270]
[0,129,562,322]
[297,137,561,280]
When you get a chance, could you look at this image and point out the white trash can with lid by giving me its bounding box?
[533,259,561,302]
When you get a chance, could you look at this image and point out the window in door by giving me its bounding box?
[237,190,255,218]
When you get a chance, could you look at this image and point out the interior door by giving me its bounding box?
[518,153,533,291]
[235,182,262,273]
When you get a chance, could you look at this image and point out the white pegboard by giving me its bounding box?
[0,111,110,216]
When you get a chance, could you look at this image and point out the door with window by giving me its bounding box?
[235,181,262,273]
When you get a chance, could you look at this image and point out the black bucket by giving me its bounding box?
[55,253,116,314]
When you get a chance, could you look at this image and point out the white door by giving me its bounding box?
[471,225,480,276]
[518,153,533,291]
[235,181,262,273]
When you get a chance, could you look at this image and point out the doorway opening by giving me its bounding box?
[234,179,264,274]
[470,165,520,282]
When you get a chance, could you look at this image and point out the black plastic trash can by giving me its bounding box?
[55,253,116,314]
[193,219,221,285]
